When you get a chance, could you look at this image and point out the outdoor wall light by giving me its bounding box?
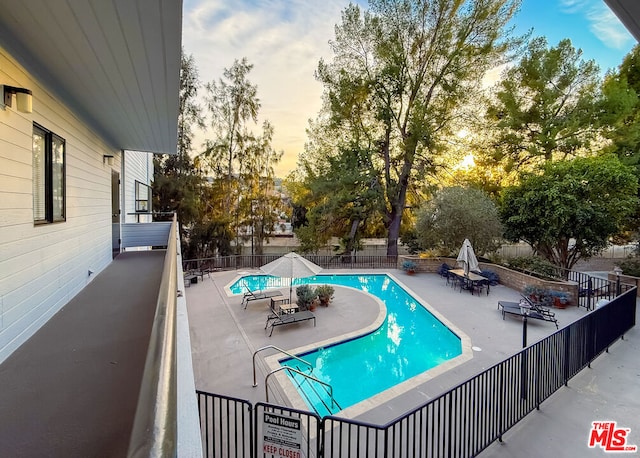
[1,85,33,113]
[103,154,115,166]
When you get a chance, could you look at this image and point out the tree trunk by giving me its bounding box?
[344,219,360,260]
[386,171,410,257]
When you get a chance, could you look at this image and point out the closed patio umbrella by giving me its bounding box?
[456,239,479,276]
[260,252,323,302]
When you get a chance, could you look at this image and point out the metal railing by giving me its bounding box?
[265,367,336,408]
[552,269,632,310]
[197,392,253,458]
[127,214,178,457]
[252,345,313,387]
[197,287,636,457]
[183,254,398,273]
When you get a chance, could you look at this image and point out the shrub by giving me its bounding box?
[507,256,559,280]
[619,258,640,277]
[296,285,318,310]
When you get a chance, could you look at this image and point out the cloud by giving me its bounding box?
[183,0,352,175]
[585,5,634,49]
[559,0,633,50]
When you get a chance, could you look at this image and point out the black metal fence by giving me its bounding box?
[183,254,399,272]
[196,288,636,457]
[507,264,635,311]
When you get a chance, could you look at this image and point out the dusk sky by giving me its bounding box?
[182,0,636,177]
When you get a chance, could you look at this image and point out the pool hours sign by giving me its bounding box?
[262,412,302,458]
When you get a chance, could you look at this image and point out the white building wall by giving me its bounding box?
[0,47,118,363]
[123,150,153,223]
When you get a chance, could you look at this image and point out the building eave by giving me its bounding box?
[0,0,182,155]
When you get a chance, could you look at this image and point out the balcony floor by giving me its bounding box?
[0,250,165,457]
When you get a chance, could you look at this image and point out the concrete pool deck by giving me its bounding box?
[186,269,639,457]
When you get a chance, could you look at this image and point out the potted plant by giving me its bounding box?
[523,285,555,308]
[549,290,571,308]
[402,260,418,275]
[296,284,318,311]
[523,285,545,302]
[315,284,335,306]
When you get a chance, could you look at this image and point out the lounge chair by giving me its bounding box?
[241,286,282,309]
[264,301,316,336]
[497,299,559,329]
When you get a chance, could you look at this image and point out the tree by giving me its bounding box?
[237,120,283,255]
[201,58,281,255]
[203,58,260,211]
[600,45,640,159]
[178,50,205,157]
[315,0,522,256]
[153,50,204,231]
[294,145,385,255]
[600,46,640,240]
[500,155,638,270]
[414,186,503,256]
[486,37,602,170]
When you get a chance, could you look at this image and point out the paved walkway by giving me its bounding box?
[186,269,639,456]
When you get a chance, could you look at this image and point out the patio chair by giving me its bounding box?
[242,286,282,309]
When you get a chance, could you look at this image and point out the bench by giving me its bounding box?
[265,310,316,336]
[498,301,558,329]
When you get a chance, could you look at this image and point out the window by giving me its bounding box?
[135,180,151,212]
[33,124,65,223]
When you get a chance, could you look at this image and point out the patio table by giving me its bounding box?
[448,269,490,295]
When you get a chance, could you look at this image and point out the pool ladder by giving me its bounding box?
[252,345,340,414]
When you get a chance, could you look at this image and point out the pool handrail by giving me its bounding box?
[252,345,313,387]
[265,366,337,411]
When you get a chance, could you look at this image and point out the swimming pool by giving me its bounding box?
[229,274,462,416]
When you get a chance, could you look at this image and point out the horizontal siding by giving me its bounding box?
[0,46,118,363]
[121,222,171,248]
[124,150,153,223]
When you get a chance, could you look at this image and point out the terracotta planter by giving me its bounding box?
[553,297,567,309]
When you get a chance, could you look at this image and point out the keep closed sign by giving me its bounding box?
[262,412,302,458]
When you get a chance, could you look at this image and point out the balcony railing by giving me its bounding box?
[127,214,202,457]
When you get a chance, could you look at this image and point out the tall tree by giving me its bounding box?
[500,155,638,270]
[203,58,260,211]
[486,37,602,170]
[178,50,205,157]
[315,0,522,256]
[202,58,281,254]
[600,45,640,172]
[153,50,204,230]
[238,120,283,255]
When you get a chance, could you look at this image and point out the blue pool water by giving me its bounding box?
[229,274,462,415]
